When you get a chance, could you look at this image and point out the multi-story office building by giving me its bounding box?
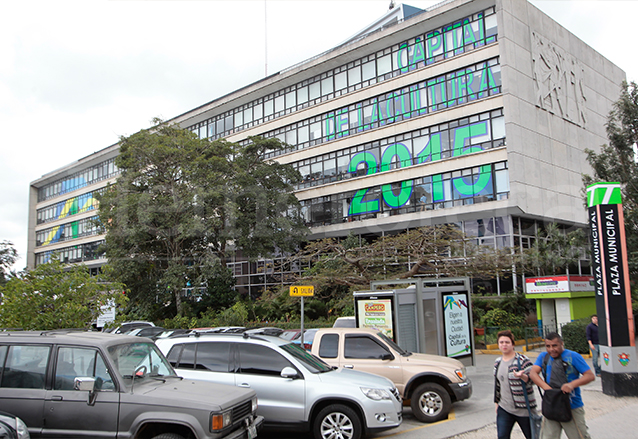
[27,0,625,297]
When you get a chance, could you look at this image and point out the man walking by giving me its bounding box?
[586,315,601,376]
[529,332,595,439]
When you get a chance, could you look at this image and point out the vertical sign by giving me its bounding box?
[290,286,314,350]
[587,183,634,346]
[587,182,638,396]
[443,292,472,358]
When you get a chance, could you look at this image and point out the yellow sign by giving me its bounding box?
[290,286,314,297]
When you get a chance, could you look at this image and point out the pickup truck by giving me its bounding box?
[311,328,472,422]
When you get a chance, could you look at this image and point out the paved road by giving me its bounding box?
[261,351,638,439]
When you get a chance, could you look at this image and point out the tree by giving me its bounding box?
[584,80,638,284]
[0,240,18,286]
[519,223,587,276]
[291,225,517,289]
[98,119,308,317]
[0,259,127,330]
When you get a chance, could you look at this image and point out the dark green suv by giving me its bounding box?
[0,331,263,439]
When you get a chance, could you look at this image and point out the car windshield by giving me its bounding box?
[377,332,412,356]
[280,343,334,373]
[108,342,177,381]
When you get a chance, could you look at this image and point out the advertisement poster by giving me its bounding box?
[443,293,472,358]
[357,298,393,339]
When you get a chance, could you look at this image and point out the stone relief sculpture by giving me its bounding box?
[531,31,586,127]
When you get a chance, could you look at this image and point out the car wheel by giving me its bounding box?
[151,434,185,439]
[313,404,362,439]
[410,382,451,422]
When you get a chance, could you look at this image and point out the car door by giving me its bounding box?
[340,334,404,387]
[42,346,120,438]
[235,343,305,425]
[0,344,50,437]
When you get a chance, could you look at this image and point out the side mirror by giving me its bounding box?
[74,377,97,406]
[381,352,394,361]
[281,367,299,379]
[74,377,96,392]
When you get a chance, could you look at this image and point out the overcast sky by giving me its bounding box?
[1,0,636,271]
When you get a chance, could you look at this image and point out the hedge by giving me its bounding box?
[561,319,589,354]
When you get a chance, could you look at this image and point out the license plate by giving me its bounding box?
[247,424,257,439]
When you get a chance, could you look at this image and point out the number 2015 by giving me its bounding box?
[348,120,492,216]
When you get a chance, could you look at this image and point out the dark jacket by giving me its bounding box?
[586,322,599,345]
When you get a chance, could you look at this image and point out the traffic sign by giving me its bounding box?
[290,285,314,297]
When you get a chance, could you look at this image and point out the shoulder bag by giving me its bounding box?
[517,355,542,439]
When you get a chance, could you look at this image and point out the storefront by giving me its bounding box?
[524,275,596,334]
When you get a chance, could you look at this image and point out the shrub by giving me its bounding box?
[561,319,589,354]
[216,302,249,326]
[480,308,525,328]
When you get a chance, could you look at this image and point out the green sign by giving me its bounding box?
[587,182,622,207]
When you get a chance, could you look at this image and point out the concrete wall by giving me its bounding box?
[498,0,625,227]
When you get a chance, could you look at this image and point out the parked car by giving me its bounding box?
[242,327,284,337]
[127,326,166,339]
[0,331,262,439]
[154,328,192,340]
[333,316,356,328]
[104,320,155,334]
[156,332,403,439]
[0,411,30,439]
[292,328,320,351]
[279,329,302,341]
[311,328,472,422]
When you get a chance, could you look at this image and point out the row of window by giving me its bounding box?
[38,158,118,202]
[166,342,321,376]
[37,189,104,225]
[36,216,102,247]
[291,109,504,189]
[299,161,509,228]
[0,345,113,391]
[254,57,501,158]
[189,8,497,141]
[34,240,105,267]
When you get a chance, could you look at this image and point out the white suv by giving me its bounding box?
[156,333,403,439]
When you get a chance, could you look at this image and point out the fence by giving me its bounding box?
[476,326,543,351]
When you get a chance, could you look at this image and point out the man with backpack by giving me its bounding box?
[529,332,595,439]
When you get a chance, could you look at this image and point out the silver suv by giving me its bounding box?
[0,331,263,439]
[156,333,403,439]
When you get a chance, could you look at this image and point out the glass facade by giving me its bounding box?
[38,158,118,202]
[187,8,498,142]
[255,58,501,159]
[37,189,104,225]
[36,216,103,247]
[35,240,106,266]
[300,161,508,227]
[292,109,505,189]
